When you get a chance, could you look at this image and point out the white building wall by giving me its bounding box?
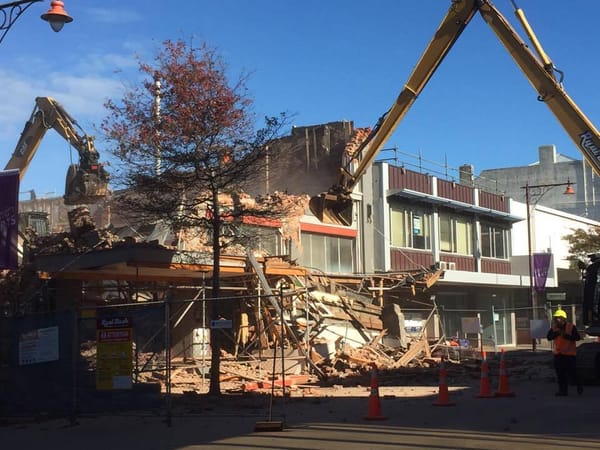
[510,199,600,270]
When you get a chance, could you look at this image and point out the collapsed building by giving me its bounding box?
[1,192,445,412]
[0,120,454,415]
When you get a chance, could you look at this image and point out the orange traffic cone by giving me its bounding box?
[494,348,515,397]
[476,351,494,398]
[364,364,387,420]
[433,356,455,406]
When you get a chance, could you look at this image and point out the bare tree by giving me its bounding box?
[101,38,290,395]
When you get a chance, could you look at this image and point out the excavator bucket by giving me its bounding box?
[63,164,110,205]
[308,192,354,226]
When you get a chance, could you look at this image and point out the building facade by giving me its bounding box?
[337,160,598,345]
[475,144,600,220]
[18,120,600,346]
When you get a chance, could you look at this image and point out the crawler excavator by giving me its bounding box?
[308,0,600,381]
[4,96,110,205]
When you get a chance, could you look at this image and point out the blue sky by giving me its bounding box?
[2,1,599,199]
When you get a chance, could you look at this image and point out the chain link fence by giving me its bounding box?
[0,291,585,419]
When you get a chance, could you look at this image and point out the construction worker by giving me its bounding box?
[547,308,583,396]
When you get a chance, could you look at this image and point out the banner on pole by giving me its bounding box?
[533,252,552,293]
[0,170,19,270]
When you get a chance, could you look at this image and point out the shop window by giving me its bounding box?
[300,232,355,273]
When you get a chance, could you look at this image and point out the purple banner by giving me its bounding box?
[533,252,552,293]
[0,170,19,270]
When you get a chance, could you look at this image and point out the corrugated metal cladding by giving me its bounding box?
[388,166,432,194]
[481,259,511,274]
[438,253,475,271]
[478,191,509,213]
[437,179,474,204]
[390,248,434,271]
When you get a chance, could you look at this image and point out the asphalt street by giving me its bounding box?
[2,377,600,450]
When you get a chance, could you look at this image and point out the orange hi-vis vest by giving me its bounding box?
[553,323,577,356]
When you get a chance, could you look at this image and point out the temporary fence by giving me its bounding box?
[0,284,296,421]
[402,301,582,355]
[0,310,75,417]
[0,289,584,420]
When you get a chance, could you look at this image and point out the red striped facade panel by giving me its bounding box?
[438,253,476,271]
[478,191,509,213]
[391,250,509,273]
[436,179,474,204]
[480,258,511,274]
[388,166,432,194]
[390,248,434,271]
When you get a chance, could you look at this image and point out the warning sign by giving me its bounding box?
[96,317,133,390]
[18,326,59,365]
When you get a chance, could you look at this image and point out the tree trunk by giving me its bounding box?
[209,187,221,396]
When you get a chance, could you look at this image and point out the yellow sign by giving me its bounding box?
[96,317,133,390]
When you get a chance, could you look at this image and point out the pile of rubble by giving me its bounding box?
[30,207,123,255]
[27,191,310,257]
[131,342,557,397]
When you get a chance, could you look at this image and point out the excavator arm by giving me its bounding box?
[478,1,600,175]
[4,96,110,205]
[309,0,600,226]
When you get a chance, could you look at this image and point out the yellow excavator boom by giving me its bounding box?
[4,96,110,205]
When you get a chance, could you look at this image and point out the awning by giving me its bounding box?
[388,188,524,223]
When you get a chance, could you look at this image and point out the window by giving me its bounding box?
[439,213,473,255]
[480,223,510,259]
[255,229,288,256]
[390,208,406,247]
[390,205,431,250]
[300,232,355,273]
[237,225,289,256]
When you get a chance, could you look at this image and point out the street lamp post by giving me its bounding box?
[0,0,72,45]
[521,180,575,350]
